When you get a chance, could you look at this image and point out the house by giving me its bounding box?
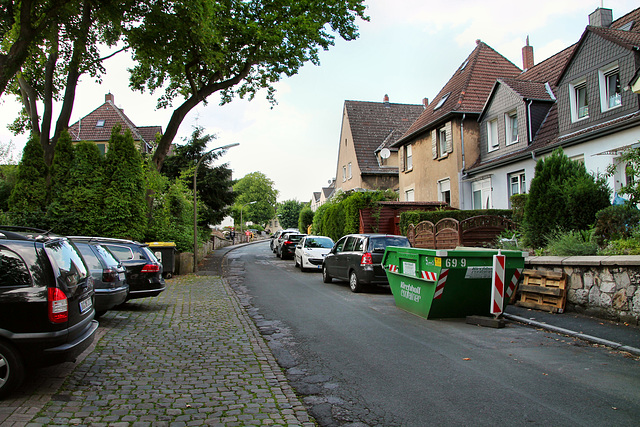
[334,95,424,194]
[310,178,336,212]
[466,6,640,208]
[391,41,522,208]
[68,93,162,154]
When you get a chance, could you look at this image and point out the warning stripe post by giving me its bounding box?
[490,250,506,317]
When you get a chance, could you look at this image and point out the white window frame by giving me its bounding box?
[405,188,415,202]
[569,79,589,122]
[599,63,621,112]
[348,162,352,179]
[508,171,526,197]
[487,118,499,151]
[438,179,451,205]
[472,178,492,209]
[505,111,518,145]
[405,144,413,171]
[438,127,447,157]
[342,166,347,182]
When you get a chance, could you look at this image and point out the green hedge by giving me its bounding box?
[399,209,513,235]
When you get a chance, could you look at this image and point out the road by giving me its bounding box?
[225,241,640,427]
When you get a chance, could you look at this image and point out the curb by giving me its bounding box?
[503,313,640,357]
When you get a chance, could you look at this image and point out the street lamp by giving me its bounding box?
[193,142,239,273]
[240,201,257,238]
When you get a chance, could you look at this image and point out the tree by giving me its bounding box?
[606,144,640,204]
[277,200,303,229]
[232,172,278,228]
[8,134,48,227]
[523,148,611,247]
[161,126,235,227]
[298,206,314,233]
[126,0,368,171]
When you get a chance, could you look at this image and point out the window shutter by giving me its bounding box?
[431,130,438,159]
[399,146,405,172]
[445,121,453,153]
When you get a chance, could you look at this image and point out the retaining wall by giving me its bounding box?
[525,256,640,325]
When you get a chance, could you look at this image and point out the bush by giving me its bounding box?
[600,226,640,255]
[544,229,598,256]
[593,204,640,246]
[298,206,314,233]
[510,193,527,225]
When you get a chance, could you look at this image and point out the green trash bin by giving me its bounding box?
[147,242,177,278]
[382,246,526,319]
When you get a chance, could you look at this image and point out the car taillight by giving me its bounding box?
[141,263,160,273]
[360,252,373,265]
[284,240,292,245]
[103,268,117,282]
[48,287,68,323]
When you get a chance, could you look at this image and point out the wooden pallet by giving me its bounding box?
[516,269,568,313]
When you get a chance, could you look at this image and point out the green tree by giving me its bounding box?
[102,125,147,241]
[524,148,611,247]
[8,134,48,227]
[606,144,640,204]
[277,200,303,229]
[161,126,235,227]
[47,130,77,233]
[147,179,194,252]
[232,172,278,228]
[298,206,314,233]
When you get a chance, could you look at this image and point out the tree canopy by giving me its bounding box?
[277,199,304,229]
[232,171,278,228]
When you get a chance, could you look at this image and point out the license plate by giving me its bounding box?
[79,296,92,314]
[118,272,126,281]
[317,265,322,269]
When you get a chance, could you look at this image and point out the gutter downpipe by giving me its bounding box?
[459,114,466,210]
[527,100,533,144]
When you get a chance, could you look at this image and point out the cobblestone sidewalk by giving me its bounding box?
[4,274,314,426]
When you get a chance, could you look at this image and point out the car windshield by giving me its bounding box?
[305,237,333,248]
[141,246,160,263]
[288,234,304,243]
[369,236,411,252]
[94,244,120,268]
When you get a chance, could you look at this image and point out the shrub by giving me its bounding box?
[510,193,527,225]
[600,226,640,255]
[298,206,314,233]
[593,204,640,246]
[544,229,598,256]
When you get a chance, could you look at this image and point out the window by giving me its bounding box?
[334,237,347,253]
[432,122,452,159]
[505,112,518,145]
[342,166,347,182]
[344,236,358,252]
[405,189,414,202]
[508,171,526,197]
[348,162,352,179]
[0,249,31,287]
[487,118,499,151]
[438,127,447,157]
[472,178,492,209]
[438,179,451,205]
[570,80,589,121]
[599,65,621,111]
[96,120,105,127]
[434,92,450,110]
[405,145,413,171]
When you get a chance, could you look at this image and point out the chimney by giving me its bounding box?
[383,94,390,107]
[105,93,114,103]
[522,36,534,71]
[422,98,429,109]
[589,8,613,28]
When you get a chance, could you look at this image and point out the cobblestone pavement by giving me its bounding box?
[1,272,315,426]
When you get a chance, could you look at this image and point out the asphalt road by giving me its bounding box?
[226,241,640,427]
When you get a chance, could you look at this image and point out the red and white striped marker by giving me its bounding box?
[433,268,449,299]
[490,250,506,316]
[388,264,398,273]
[421,271,437,281]
[506,268,523,299]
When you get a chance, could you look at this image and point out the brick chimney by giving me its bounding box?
[383,94,390,107]
[522,36,534,71]
[422,98,429,109]
[589,8,613,28]
[105,93,114,103]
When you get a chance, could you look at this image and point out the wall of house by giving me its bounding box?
[335,110,364,192]
[557,34,639,137]
[479,87,528,164]
[361,174,399,191]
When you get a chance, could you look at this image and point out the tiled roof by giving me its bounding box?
[345,99,424,174]
[68,94,162,147]
[610,7,640,31]
[518,44,577,89]
[500,78,555,101]
[396,41,521,145]
[588,26,640,49]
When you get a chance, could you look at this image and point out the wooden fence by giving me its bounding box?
[406,215,516,249]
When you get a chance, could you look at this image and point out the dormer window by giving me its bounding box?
[569,79,589,122]
[433,92,450,110]
[505,111,518,145]
[96,120,105,127]
[599,64,621,111]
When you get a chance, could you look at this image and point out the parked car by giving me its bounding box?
[294,235,334,272]
[68,237,165,301]
[277,233,306,260]
[71,240,129,318]
[322,234,411,292]
[0,228,98,398]
[271,229,298,252]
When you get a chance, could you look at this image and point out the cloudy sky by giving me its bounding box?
[1,0,638,203]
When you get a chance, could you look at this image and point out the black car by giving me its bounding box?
[277,233,306,260]
[322,234,411,292]
[72,240,129,317]
[271,229,298,253]
[0,228,98,398]
[68,237,165,301]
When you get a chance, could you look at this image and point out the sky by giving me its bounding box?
[1,0,638,204]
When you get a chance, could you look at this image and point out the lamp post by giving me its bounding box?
[193,142,239,273]
[240,201,257,240]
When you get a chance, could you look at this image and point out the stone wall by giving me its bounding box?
[525,256,640,325]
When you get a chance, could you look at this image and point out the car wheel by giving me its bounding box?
[322,265,332,283]
[349,270,364,293]
[94,310,107,319]
[0,340,25,399]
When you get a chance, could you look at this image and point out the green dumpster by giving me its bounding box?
[382,246,526,319]
[147,241,177,278]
